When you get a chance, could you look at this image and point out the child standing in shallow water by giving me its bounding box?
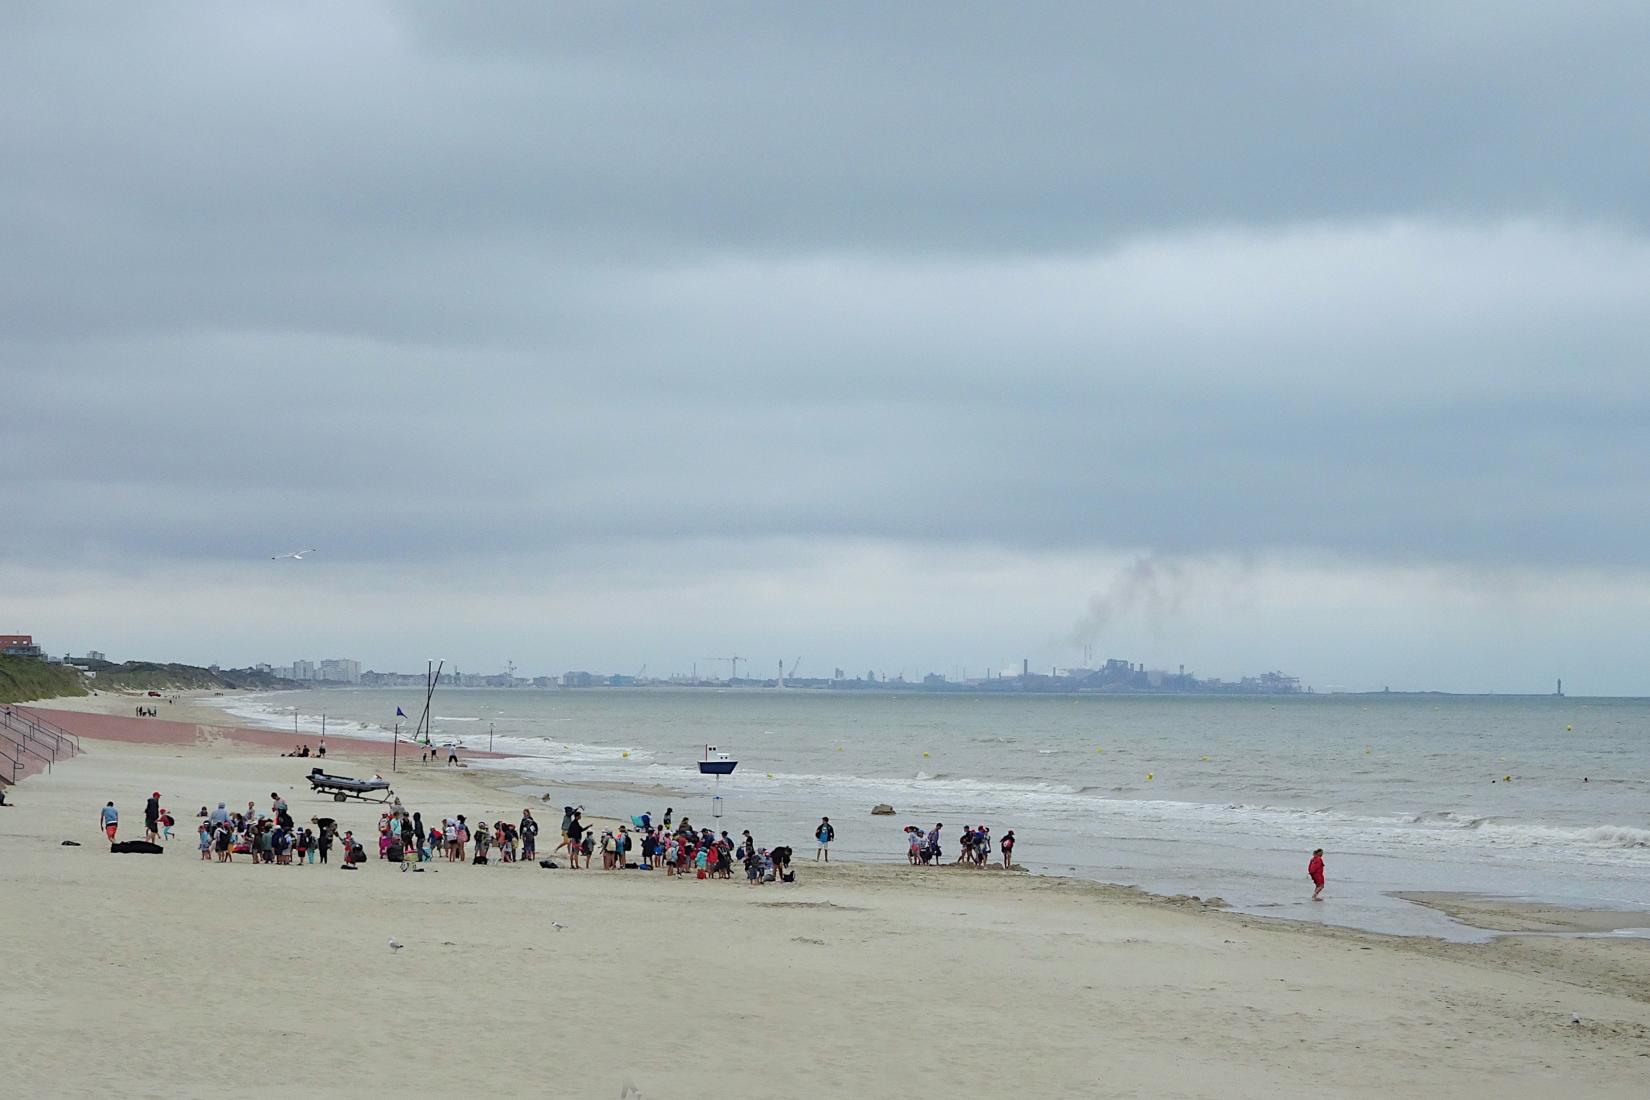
[1308,848,1326,900]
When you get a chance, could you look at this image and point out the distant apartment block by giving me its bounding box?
[268,657,361,684]
[318,658,361,683]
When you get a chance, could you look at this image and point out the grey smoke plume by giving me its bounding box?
[1067,556,1191,648]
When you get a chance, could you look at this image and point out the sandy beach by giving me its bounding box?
[2,695,1648,1098]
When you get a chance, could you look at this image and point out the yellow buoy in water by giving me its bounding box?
[1364,746,1372,754]
[837,746,844,752]
[766,773,773,778]
[922,751,930,758]
[622,751,630,758]
[1146,772,1154,781]
[1200,755,1209,762]
[1504,775,1512,782]
[1566,725,1573,732]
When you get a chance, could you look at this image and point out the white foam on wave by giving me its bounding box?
[484,740,1650,869]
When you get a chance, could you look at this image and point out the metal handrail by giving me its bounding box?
[2,707,80,765]
[0,737,20,785]
[0,723,55,768]
[8,706,81,755]
[0,715,63,773]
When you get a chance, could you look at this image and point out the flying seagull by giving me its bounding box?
[271,548,318,560]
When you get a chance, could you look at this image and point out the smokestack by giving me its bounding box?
[1022,658,1029,678]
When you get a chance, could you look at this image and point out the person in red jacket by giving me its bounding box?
[1308,848,1326,900]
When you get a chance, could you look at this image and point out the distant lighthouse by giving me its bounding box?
[1555,678,1564,697]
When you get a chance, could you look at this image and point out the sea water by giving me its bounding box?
[216,688,1650,940]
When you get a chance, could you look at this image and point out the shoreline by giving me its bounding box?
[29,689,1650,946]
[21,691,1650,943]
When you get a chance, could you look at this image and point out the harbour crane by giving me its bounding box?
[700,656,745,681]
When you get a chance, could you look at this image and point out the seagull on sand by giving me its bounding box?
[271,548,317,560]
[620,1080,642,1099]
[550,921,566,932]
[388,937,404,952]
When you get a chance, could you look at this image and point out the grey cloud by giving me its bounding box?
[5,5,1650,687]
[11,217,1649,566]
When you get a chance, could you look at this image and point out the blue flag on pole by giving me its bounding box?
[395,706,406,718]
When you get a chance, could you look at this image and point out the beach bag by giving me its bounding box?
[696,868,707,879]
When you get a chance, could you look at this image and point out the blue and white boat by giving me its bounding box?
[698,744,738,775]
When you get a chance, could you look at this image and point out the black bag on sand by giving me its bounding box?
[387,842,404,862]
[473,854,489,865]
[110,840,164,854]
[539,860,558,869]
[340,864,359,871]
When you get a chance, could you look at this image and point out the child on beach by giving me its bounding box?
[198,823,213,860]
[1308,848,1326,900]
[1000,829,1015,869]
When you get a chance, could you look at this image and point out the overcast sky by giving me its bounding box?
[4,3,1649,692]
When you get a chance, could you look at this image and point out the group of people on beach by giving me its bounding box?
[190,794,347,864]
[103,784,1332,903]
[91,781,847,895]
[904,822,1016,869]
[103,782,1077,901]
[542,805,798,883]
[410,808,540,864]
